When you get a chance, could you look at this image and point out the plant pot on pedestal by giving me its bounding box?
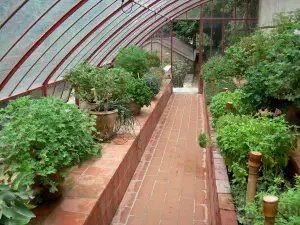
[129,101,141,115]
[89,109,118,140]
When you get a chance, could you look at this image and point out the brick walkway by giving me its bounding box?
[111,94,211,225]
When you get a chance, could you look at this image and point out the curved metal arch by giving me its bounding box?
[98,0,208,66]
[42,0,163,86]
[0,0,89,92]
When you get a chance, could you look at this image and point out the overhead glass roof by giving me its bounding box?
[0,0,210,101]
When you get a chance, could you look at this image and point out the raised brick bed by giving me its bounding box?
[29,79,172,225]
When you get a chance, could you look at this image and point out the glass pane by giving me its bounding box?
[0,0,23,24]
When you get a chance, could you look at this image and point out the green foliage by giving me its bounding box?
[172,59,191,87]
[216,114,298,177]
[145,51,161,68]
[0,96,101,192]
[65,65,131,111]
[198,133,209,148]
[202,56,238,103]
[114,45,150,77]
[125,78,152,107]
[209,90,254,125]
[0,171,35,225]
[142,72,161,97]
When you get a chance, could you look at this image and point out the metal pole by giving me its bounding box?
[263,196,279,225]
[160,29,163,63]
[210,0,214,57]
[199,4,203,94]
[246,152,262,202]
[170,22,173,80]
[246,0,249,32]
[222,0,225,55]
[234,0,237,32]
[150,35,153,52]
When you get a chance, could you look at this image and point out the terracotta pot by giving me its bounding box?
[89,109,118,139]
[33,172,63,201]
[79,101,97,110]
[129,101,141,115]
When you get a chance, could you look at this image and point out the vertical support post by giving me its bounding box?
[226,102,232,113]
[263,196,279,225]
[160,29,163,63]
[246,152,262,202]
[75,88,79,106]
[210,0,214,57]
[222,0,225,55]
[234,0,237,32]
[199,4,203,94]
[150,35,153,52]
[42,85,47,97]
[246,0,249,32]
[170,22,173,82]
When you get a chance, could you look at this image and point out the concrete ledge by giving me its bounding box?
[30,79,172,225]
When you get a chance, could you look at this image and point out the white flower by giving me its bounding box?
[294,29,300,35]
[65,109,71,113]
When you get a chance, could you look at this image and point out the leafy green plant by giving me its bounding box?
[114,45,150,78]
[125,78,152,107]
[145,51,161,68]
[0,171,35,225]
[0,96,101,192]
[198,133,210,148]
[216,114,298,177]
[209,90,254,125]
[142,72,161,97]
[172,59,191,87]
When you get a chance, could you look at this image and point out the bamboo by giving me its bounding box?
[246,152,262,202]
[263,196,279,225]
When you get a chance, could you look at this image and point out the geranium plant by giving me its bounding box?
[0,96,101,193]
[125,78,152,107]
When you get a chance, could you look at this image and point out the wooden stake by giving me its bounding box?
[226,102,233,113]
[263,196,279,225]
[246,152,262,202]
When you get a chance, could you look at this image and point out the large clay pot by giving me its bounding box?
[33,172,63,201]
[129,101,141,115]
[89,109,118,139]
[79,101,97,110]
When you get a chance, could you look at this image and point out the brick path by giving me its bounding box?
[111,94,211,225]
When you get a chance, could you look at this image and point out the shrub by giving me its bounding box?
[209,90,254,125]
[216,114,298,176]
[114,45,150,77]
[172,59,190,87]
[125,78,153,107]
[0,96,101,192]
[198,133,210,148]
[142,72,160,97]
[145,51,161,68]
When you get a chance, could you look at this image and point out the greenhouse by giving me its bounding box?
[0,0,300,225]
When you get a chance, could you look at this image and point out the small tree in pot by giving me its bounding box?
[0,96,101,201]
[65,65,132,139]
[125,78,153,115]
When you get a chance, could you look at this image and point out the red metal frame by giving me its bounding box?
[42,1,133,86]
[13,0,111,96]
[199,4,203,94]
[210,0,213,57]
[0,0,89,93]
[98,0,207,66]
[0,0,30,29]
[0,0,61,62]
[170,22,173,80]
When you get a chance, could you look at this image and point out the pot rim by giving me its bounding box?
[89,109,118,115]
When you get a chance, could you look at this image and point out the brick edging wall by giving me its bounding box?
[89,80,173,225]
[202,95,238,225]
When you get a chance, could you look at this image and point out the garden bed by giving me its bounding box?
[29,79,172,225]
[206,113,238,225]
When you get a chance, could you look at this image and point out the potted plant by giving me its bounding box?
[65,65,131,139]
[0,96,101,201]
[142,72,161,98]
[114,45,150,78]
[125,78,153,115]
